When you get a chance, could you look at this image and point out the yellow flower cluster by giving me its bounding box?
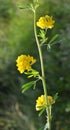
[37,15,55,29]
[36,95,55,111]
[16,55,36,73]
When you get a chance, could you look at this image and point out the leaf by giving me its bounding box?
[47,44,51,51]
[24,71,33,78]
[19,6,31,10]
[24,71,32,75]
[38,108,45,117]
[37,105,45,109]
[22,81,35,93]
[27,75,33,78]
[40,37,48,46]
[24,69,39,78]
[53,93,58,101]
[48,34,59,45]
[18,3,32,11]
[32,69,39,77]
[38,30,46,39]
[34,3,39,9]
[47,44,51,49]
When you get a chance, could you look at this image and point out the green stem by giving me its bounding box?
[34,11,51,130]
[34,11,47,99]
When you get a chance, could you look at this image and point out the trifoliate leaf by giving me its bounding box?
[48,34,59,45]
[32,69,39,77]
[24,70,39,78]
[38,30,46,40]
[22,81,35,93]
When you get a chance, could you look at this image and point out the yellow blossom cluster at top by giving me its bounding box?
[37,15,55,29]
[36,95,55,111]
[16,55,36,73]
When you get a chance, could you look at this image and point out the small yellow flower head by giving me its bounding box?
[36,95,55,111]
[37,15,55,29]
[16,55,36,73]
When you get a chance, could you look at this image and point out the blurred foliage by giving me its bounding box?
[0,0,70,130]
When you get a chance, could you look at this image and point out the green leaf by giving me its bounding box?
[24,71,32,75]
[40,37,48,46]
[38,108,45,117]
[47,44,51,50]
[22,81,35,93]
[33,82,36,89]
[34,3,39,10]
[48,34,59,45]
[53,93,58,101]
[37,105,45,109]
[27,75,33,78]
[32,69,39,77]
[38,30,46,40]
[19,6,31,10]
[24,70,39,78]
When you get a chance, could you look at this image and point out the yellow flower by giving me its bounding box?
[16,55,36,73]
[36,95,55,111]
[37,15,55,29]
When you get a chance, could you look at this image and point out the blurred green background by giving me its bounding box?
[0,0,70,130]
